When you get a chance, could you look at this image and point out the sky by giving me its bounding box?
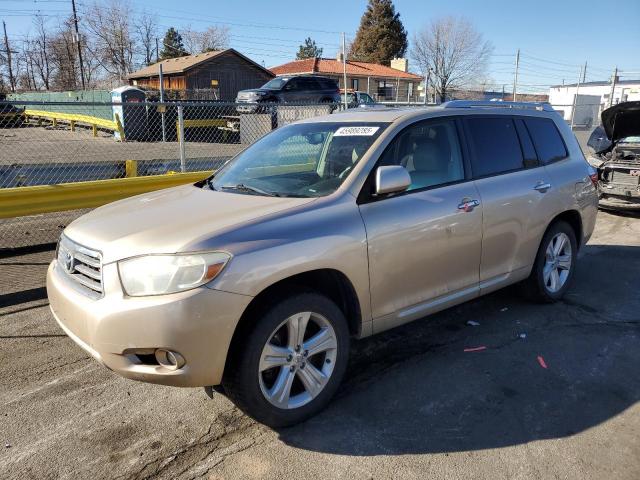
[2,0,639,93]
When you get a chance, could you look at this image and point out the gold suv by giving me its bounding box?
[47,101,599,427]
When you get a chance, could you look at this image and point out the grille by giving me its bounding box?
[57,235,103,298]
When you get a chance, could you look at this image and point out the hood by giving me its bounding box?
[64,184,315,264]
[237,89,271,96]
[601,101,640,142]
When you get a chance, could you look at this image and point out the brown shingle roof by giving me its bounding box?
[270,58,422,80]
[127,49,273,79]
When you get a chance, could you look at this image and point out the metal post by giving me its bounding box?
[608,67,618,108]
[582,61,587,83]
[512,48,520,102]
[395,77,399,102]
[570,64,584,130]
[367,76,370,95]
[71,0,86,89]
[159,63,166,142]
[177,105,186,173]
[2,21,14,93]
[342,32,348,109]
[423,68,431,105]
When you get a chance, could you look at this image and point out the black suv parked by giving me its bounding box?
[236,76,341,113]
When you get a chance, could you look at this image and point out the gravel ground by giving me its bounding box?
[0,209,638,479]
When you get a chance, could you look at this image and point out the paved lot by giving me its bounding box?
[0,210,638,479]
[0,126,242,166]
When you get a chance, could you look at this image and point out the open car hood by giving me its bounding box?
[601,101,640,142]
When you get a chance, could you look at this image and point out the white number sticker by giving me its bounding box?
[334,126,380,136]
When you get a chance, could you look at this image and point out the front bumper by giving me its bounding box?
[598,193,640,211]
[46,260,252,387]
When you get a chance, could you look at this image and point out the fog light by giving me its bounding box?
[155,349,185,370]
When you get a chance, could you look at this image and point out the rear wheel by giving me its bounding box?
[222,291,349,427]
[522,221,577,302]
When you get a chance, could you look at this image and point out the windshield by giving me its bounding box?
[209,122,387,197]
[261,78,288,90]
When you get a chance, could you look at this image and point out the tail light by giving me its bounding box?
[587,166,599,188]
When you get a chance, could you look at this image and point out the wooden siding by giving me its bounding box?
[129,51,273,100]
[185,51,273,100]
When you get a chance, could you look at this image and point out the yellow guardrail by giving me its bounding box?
[24,109,125,140]
[0,170,211,219]
[176,118,227,141]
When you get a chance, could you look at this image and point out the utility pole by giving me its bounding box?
[155,37,159,63]
[570,63,585,130]
[2,21,15,92]
[71,0,86,89]
[582,61,587,83]
[608,67,618,108]
[341,32,347,109]
[423,68,431,105]
[512,48,520,102]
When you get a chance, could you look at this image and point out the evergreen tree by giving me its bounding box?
[296,37,323,59]
[159,27,188,60]
[350,0,407,65]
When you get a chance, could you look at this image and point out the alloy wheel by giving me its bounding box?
[543,232,572,293]
[258,311,338,409]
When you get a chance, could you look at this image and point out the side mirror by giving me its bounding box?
[375,165,411,195]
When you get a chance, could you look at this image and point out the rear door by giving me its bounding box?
[359,117,483,331]
[464,115,555,291]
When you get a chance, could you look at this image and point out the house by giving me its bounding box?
[549,79,640,125]
[127,49,274,101]
[270,55,423,102]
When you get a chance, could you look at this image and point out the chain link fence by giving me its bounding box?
[0,100,340,249]
[0,98,602,250]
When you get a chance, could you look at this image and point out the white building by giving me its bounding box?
[549,79,640,127]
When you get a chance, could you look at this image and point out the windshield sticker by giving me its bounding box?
[334,126,380,136]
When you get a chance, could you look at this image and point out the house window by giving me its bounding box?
[377,80,394,100]
[352,78,359,91]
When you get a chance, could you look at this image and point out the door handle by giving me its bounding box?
[458,199,480,212]
[534,182,551,193]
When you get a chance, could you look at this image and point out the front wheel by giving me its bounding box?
[222,292,350,427]
[522,221,577,302]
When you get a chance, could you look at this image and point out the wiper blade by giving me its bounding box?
[220,183,279,197]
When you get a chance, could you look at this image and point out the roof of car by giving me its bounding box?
[296,101,558,125]
[296,107,435,124]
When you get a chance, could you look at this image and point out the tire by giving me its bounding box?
[222,291,350,427]
[522,220,578,303]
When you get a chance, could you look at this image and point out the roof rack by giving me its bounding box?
[442,100,555,112]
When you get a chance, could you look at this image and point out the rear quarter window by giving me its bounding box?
[524,117,568,164]
[465,117,524,177]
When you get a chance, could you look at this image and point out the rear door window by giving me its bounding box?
[524,117,568,164]
[465,117,524,177]
[298,77,320,90]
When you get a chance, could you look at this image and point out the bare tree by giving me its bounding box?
[49,17,80,90]
[135,11,157,66]
[412,16,492,102]
[84,0,135,83]
[28,15,52,89]
[182,25,230,54]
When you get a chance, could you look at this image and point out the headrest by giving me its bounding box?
[412,138,449,171]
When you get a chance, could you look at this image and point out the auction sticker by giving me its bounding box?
[334,126,380,136]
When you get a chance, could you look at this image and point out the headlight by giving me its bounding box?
[118,252,231,297]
